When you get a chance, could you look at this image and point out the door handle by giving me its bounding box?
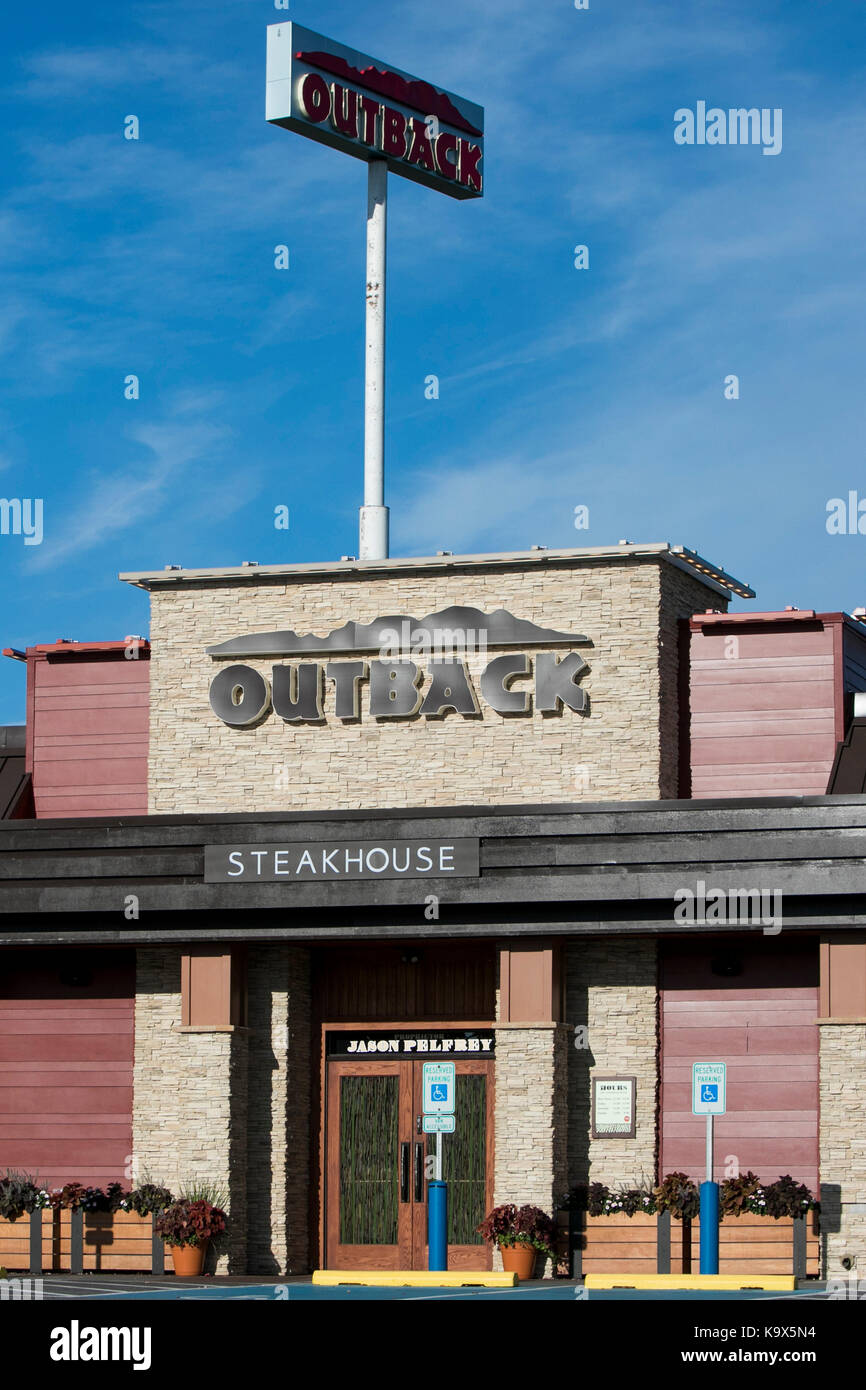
[400,1142,410,1203]
[414,1142,424,1202]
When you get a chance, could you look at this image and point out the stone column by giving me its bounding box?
[494,1024,569,1210]
[567,938,658,1189]
[494,942,569,1276]
[246,945,312,1274]
[820,1023,866,1277]
[132,947,248,1272]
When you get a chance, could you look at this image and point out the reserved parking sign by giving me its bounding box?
[692,1062,726,1115]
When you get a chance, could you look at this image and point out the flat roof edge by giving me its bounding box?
[119,542,755,599]
[1,791,863,833]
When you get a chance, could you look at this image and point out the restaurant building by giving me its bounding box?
[2,541,866,1277]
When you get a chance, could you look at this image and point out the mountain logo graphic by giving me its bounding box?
[296,51,483,136]
[206,606,589,658]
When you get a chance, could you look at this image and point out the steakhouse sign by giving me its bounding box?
[265,23,484,199]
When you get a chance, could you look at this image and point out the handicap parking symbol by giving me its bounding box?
[432,1084,449,1102]
[701,1084,718,1103]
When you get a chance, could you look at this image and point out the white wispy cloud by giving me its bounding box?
[13,43,243,100]
[23,404,235,571]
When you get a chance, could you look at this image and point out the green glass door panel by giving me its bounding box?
[428,1074,486,1245]
[339,1074,399,1244]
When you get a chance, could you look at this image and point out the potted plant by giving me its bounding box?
[155,1198,227,1277]
[477,1203,556,1280]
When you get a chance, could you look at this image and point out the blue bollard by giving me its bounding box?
[699,1181,720,1275]
[428,1180,448,1271]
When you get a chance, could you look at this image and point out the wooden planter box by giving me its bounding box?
[0,1213,37,1271]
[83,1211,155,1272]
[561,1208,820,1278]
[581,1212,659,1276]
[679,1212,820,1277]
[0,1210,157,1273]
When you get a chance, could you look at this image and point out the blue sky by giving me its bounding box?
[1,0,865,721]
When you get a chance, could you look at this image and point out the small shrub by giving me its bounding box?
[720,1171,762,1217]
[612,1186,657,1217]
[653,1172,700,1220]
[587,1183,609,1216]
[564,1181,657,1217]
[0,1172,40,1221]
[760,1176,816,1219]
[121,1184,175,1217]
[178,1179,230,1210]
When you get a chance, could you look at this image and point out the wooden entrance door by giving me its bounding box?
[325,1056,494,1270]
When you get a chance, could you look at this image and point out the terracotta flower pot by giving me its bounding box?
[170,1241,208,1277]
[499,1243,536,1281]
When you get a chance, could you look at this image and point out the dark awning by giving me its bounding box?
[0,727,31,820]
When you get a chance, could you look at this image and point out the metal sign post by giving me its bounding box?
[706,1112,714,1184]
[692,1062,726,1275]
[360,159,389,561]
[423,1061,455,1271]
[265,23,484,564]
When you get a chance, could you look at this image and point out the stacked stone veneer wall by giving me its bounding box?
[146,556,726,814]
[133,947,312,1274]
[493,1024,569,1276]
[820,1024,866,1278]
[567,939,659,1190]
[246,945,311,1274]
[132,948,248,1272]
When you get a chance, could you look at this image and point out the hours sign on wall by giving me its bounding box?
[591,1075,636,1139]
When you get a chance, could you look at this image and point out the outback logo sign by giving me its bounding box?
[207,606,591,727]
[266,23,484,199]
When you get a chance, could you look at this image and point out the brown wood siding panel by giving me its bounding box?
[31,655,149,819]
[31,760,149,790]
[687,768,840,797]
[0,952,134,1187]
[692,735,837,766]
[690,625,839,798]
[820,936,866,1019]
[659,943,819,1192]
[499,943,557,1022]
[312,942,496,1023]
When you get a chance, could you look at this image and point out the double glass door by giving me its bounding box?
[325,1056,493,1269]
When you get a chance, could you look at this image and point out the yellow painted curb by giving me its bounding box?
[584,1274,796,1291]
[312,1270,517,1288]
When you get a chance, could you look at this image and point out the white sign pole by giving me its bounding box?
[706,1112,714,1183]
[437,1131,443,1182]
[359,158,389,560]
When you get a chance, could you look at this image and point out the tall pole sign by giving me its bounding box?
[266,24,485,560]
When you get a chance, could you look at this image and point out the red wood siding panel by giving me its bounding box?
[30,651,149,818]
[690,623,838,797]
[0,952,134,1188]
[659,943,819,1192]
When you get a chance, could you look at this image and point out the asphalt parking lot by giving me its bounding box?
[2,1275,835,1301]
